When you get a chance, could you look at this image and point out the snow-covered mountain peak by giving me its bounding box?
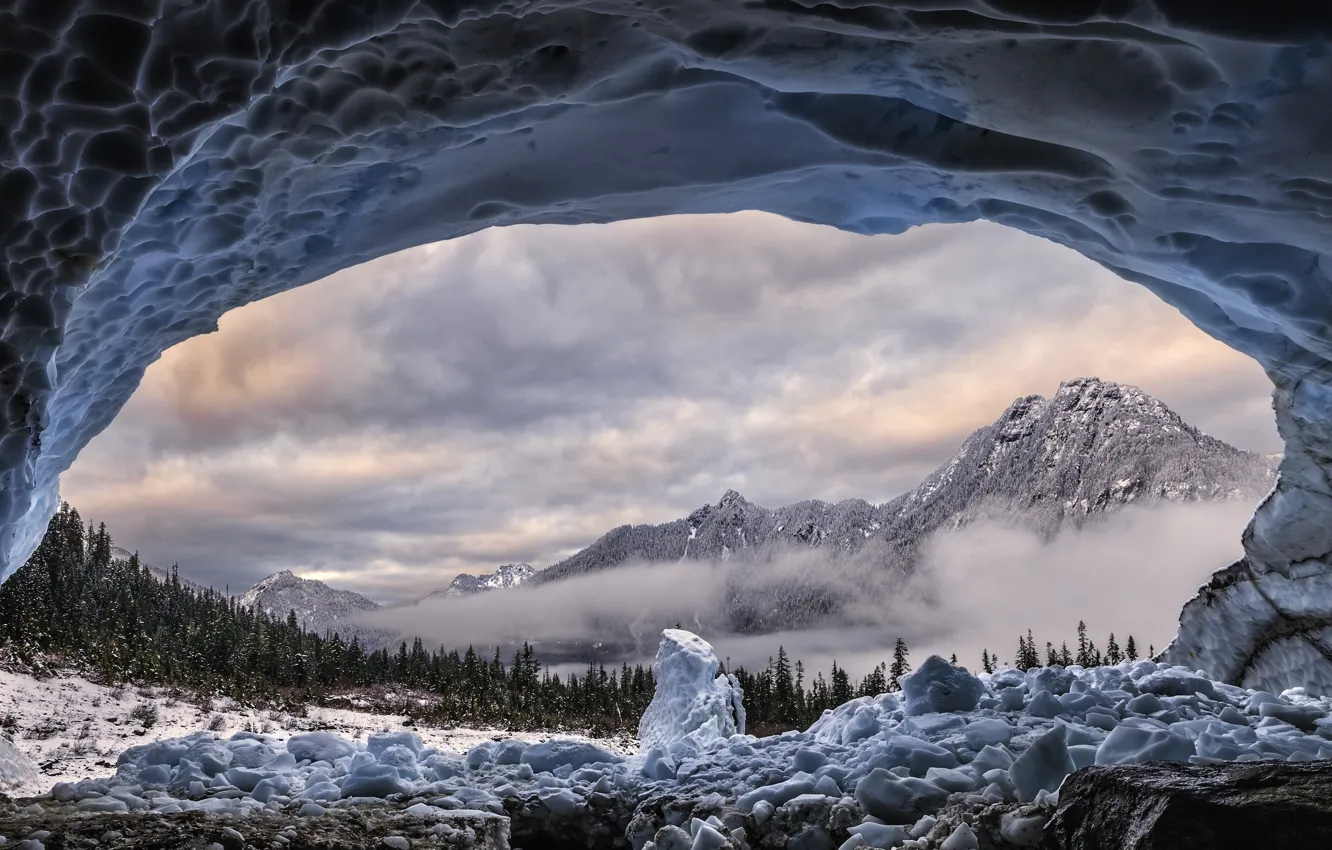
[238,570,380,636]
[718,489,748,508]
[535,380,1276,598]
[431,563,538,600]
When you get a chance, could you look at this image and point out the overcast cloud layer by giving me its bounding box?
[60,215,1278,604]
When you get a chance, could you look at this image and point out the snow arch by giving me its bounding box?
[2,1,1332,690]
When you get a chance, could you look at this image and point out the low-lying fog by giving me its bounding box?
[355,501,1251,677]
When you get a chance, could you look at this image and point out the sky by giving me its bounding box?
[60,214,1280,617]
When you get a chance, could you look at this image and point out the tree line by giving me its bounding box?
[0,504,1149,734]
[980,621,1151,675]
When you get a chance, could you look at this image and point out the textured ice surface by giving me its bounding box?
[3,3,1332,688]
[901,657,987,717]
[638,629,744,753]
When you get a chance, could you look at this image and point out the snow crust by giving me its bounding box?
[2,2,1332,688]
[24,632,1332,849]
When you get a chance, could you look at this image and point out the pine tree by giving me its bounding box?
[1125,635,1139,661]
[1076,621,1089,666]
[1045,642,1058,667]
[981,649,994,675]
[830,661,853,705]
[889,638,911,690]
[1105,633,1122,665]
[774,646,794,722]
[1059,642,1073,666]
[1016,629,1039,670]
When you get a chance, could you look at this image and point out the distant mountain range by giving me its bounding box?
[221,377,1276,643]
[413,563,537,603]
[233,562,537,648]
[533,378,1275,587]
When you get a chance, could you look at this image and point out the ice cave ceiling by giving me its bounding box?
[1,0,1332,690]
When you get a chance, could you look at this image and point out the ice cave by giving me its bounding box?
[1,1,1332,693]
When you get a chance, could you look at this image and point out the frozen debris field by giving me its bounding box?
[3,630,1332,849]
[0,668,633,798]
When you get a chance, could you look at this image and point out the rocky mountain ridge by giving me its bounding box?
[438,563,537,599]
[535,378,1276,584]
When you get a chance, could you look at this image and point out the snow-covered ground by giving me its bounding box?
[5,630,1332,849]
[0,669,634,797]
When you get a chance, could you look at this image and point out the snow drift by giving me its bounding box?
[2,2,1332,689]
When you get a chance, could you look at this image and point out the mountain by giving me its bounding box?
[535,378,1276,585]
[422,563,537,601]
[238,570,382,638]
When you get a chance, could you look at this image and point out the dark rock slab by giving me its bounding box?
[0,796,510,849]
[1046,761,1332,850]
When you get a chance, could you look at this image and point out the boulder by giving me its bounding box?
[1046,761,1332,849]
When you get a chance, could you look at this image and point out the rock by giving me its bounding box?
[0,799,511,849]
[1046,761,1332,849]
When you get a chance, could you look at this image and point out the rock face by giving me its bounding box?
[1046,761,1332,850]
[877,378,1274,547]
[2,3,1332,690]
[0,800,511,850]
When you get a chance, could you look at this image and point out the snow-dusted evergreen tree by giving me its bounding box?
[889,638,911,690]
[830,661,854,706]
[1015,630,1041,670]
[1125,635,1139,661]
[861,662,888,697]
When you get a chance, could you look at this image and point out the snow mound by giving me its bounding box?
[638,630,745,753]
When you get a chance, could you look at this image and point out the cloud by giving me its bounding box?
[58,215,1278,600]
[351,501,1251,680]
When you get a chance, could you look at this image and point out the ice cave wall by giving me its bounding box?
[2,0,1332,690]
